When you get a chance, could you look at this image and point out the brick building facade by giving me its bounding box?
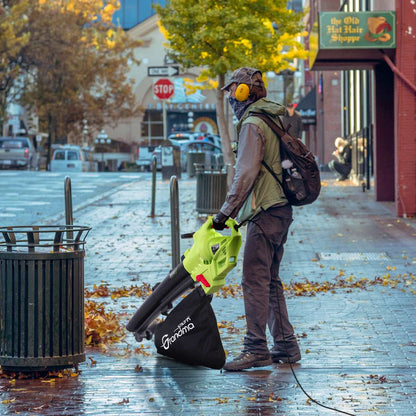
[307,0,416,217]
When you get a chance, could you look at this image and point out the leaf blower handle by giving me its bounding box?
[180,232,194,239]
[212,211,229,231]
[225,217,241,233]
[182,217,241,240]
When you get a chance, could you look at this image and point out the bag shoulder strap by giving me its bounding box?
[261,159,283,188]
[252,112,287,138]
[251,112,286,188]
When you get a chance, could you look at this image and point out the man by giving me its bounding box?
[328,137,351,181]
[213,67,301,371]
[282,103,303,139]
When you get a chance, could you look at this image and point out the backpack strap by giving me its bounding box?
[261,159,284,188]
[252,112,286,188]
[252,112,287,138]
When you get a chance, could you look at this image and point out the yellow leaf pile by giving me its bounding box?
[210,272,416,298]
[84,300,126,348]
[85,283,152,300]
[215,284,243,298]
[283,272,416,297]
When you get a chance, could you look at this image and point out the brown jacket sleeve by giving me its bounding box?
[219,122,265,219]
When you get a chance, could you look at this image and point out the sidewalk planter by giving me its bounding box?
[0,225,91,372]
[187,151,205,177]
[195,165,227,214]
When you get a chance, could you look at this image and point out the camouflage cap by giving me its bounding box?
[221,67,264,91]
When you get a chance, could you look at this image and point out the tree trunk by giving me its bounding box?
[0,89,7,135]
[216,73,235,188]
[46,114,56,170]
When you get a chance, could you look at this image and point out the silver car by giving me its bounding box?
[0,137,39,170]
[50,145,91,172]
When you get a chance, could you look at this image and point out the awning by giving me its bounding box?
[309,11,396,70]
[297,87,316,125]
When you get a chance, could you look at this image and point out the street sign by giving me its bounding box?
[148,66,180,77]
[153,78,175,100]
[164,55,177,65]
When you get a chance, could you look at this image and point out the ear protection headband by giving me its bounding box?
[234,69,262,102]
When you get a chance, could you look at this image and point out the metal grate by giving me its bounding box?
[0,225,91,253]
[318,252,390,261]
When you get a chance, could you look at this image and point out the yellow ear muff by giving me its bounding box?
[235,83,250,101]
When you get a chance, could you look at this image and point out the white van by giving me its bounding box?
[51,145,91,172]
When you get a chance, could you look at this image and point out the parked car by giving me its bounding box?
[168,132,222,149]
[183,140,223,170]
[167,132,198,148]
[167,132,203,154]
[200,133,222,148]
[0,136,39,170]
[50,145,91,172]
[165,132,223,172]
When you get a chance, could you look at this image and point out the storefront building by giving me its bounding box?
[104,11,218,147]
[306,0,415,217]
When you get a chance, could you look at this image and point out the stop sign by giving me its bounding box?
[153,78,174,100]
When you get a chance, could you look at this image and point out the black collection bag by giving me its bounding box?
[154,287,226,369]
[254,112,321,206]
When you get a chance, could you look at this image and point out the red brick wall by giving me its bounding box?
[323,71,342,165]
[395,1,416,217]
[315,71,342,167]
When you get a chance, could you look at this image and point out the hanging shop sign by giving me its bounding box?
[319,11,396,49]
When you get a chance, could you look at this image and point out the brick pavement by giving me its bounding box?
[1,173,415,415]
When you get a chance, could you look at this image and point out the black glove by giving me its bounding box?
[212,211,229,231]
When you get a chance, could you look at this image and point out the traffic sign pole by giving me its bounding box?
[163,101,167,141]
[152,78,175,141]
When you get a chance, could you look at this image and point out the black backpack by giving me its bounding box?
[254,112,321,206]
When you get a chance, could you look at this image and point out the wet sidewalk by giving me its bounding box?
[1,173,415,415]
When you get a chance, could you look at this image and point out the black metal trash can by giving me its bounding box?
[195,166,228,214]
[187,151,205,177]
[97,160,106,172]
[161,145,182,180]
[107,159,118,172]
[0,225,91,372]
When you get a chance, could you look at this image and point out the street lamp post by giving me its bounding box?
[82,119,89,147]
[94,129,110,162]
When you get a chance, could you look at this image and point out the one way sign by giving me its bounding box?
[147,66,180,77]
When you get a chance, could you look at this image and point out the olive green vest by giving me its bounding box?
[237,113,288,223]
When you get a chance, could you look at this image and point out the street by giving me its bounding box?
[0,171,415,415]
[0,171,145,226]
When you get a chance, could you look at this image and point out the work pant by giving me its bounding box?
[242,204,297,355]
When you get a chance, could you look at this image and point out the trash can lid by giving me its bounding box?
[0,225,91,253]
